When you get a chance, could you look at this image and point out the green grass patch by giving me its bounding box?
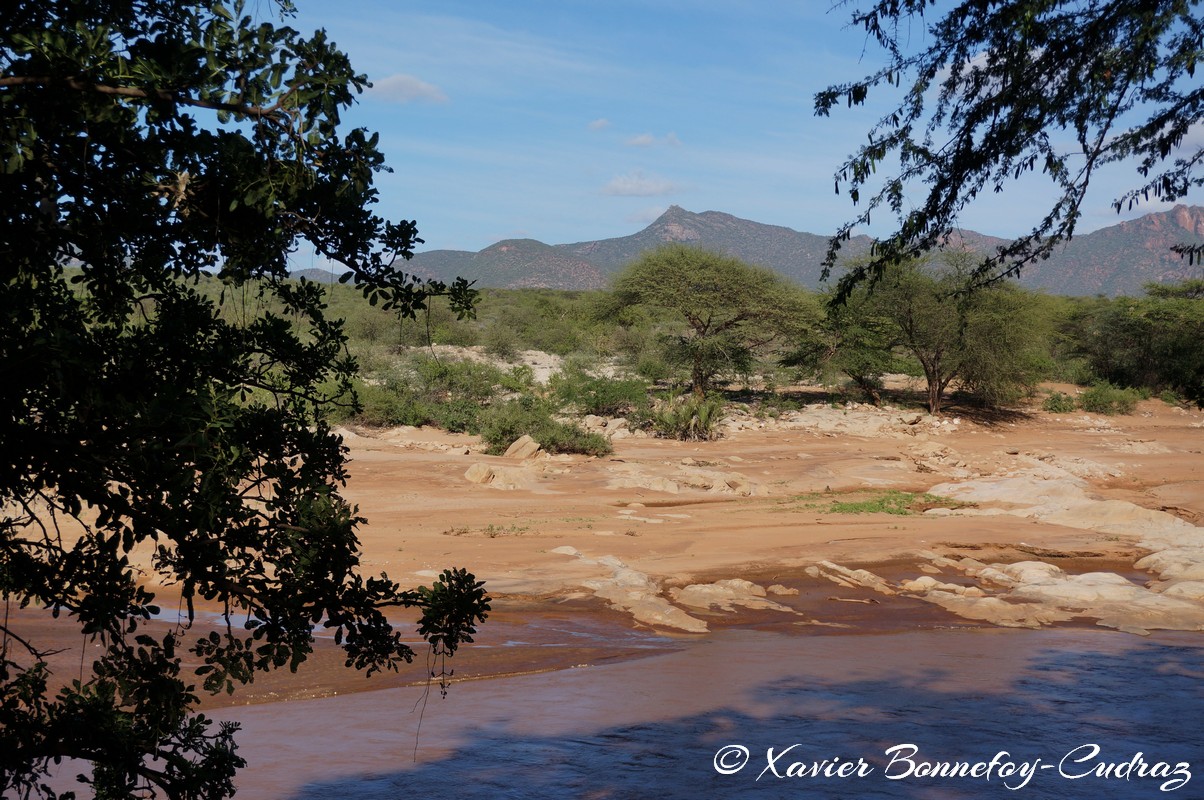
[779,489,972,516]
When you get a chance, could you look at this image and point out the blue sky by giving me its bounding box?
[283,1,1167,257]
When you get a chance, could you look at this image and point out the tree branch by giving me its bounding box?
[0,76,296,125]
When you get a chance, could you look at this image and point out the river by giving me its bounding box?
[219,626,1202,799]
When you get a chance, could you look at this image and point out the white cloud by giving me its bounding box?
[602,171,679,196]
[371,73,449,104]
[588,118,611,130]
[625,132,682,147]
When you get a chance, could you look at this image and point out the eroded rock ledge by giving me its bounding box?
[809,470,1204,634]
[549,547,802,633]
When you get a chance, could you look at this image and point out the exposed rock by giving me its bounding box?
[928,473,1204,603]
[766,584,799,596]
[670,578,799,614]
[922,592,1077,629]
[806,561,897,595]
[463,462,535,490]
[675,467,768,497]
[503,434,542,460]
[578,555,709,633]
[464,462,490,483]
[607,474,681,494]
[899,575,984,597]
[908,441,974,478]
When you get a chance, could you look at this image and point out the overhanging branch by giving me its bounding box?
[0,75,296,124]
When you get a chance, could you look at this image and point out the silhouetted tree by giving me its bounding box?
[819,1,1204,298]
[1,2,487,797]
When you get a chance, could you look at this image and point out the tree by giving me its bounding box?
[1072,281,1204,404]
[612,244,814,395]
[1,2,488,798]
[825,256,1047,414]
[818,1,1204,297]
[783,285,899,402]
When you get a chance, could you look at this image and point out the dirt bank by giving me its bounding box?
[18,389,1204,707]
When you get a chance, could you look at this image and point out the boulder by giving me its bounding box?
[503,434,542,460]
[464,463,494,484]
[463,462,535,490]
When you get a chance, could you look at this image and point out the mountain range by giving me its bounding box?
[298,204,1204,296]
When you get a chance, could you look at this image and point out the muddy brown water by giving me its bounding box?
[217,626,1201,800]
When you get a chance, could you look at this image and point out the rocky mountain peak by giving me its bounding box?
[399,205,1204,296]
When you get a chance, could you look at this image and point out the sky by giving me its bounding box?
[280,0,1173,258]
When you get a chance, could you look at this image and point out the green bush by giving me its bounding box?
[482,323,521,361]
[649,394,726,441]
[427,396,482,433]
[1160,389,1185,406]
[1042,391,1077,413]
[550,366,649,417]
[341,356,518,431]
[413,356,507,402]
[500,364,536,393]
[478,397,612,456]
[1079,382,1141,415]
[633,352,673,383]
[344,379,432,427]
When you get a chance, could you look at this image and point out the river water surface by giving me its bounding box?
[220,627,1202,799]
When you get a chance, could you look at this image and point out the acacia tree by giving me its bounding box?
[818,1,1204,296]
[1072,280,1204,404]
[1,2,487,798]
[783,285,899,402]
[818,256,1047,414]
[612,244,814,395]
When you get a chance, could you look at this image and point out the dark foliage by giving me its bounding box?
[1,2,487,797]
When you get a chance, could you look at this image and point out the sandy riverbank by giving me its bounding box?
[203,387,1203,705]
[17,388,1204,709]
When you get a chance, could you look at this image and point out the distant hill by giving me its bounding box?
[1022,205,1204,295]
[358,205,1204,296]
[290,267,341,284]
[556,205,873,285]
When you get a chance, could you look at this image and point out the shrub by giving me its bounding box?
[343,356,514,431]
[413,356,507,402]
[550,366,649,417]
[1079,382,1141,415]
[478,397,612,456]
[482,323,521,361]
[634,352,673,383]
[1042,391,1077,413]
[649,394,726,441]
[1160,389,1185,406]
[427,396,482,433]
[344,378,432,428]
[500,364,536,393]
